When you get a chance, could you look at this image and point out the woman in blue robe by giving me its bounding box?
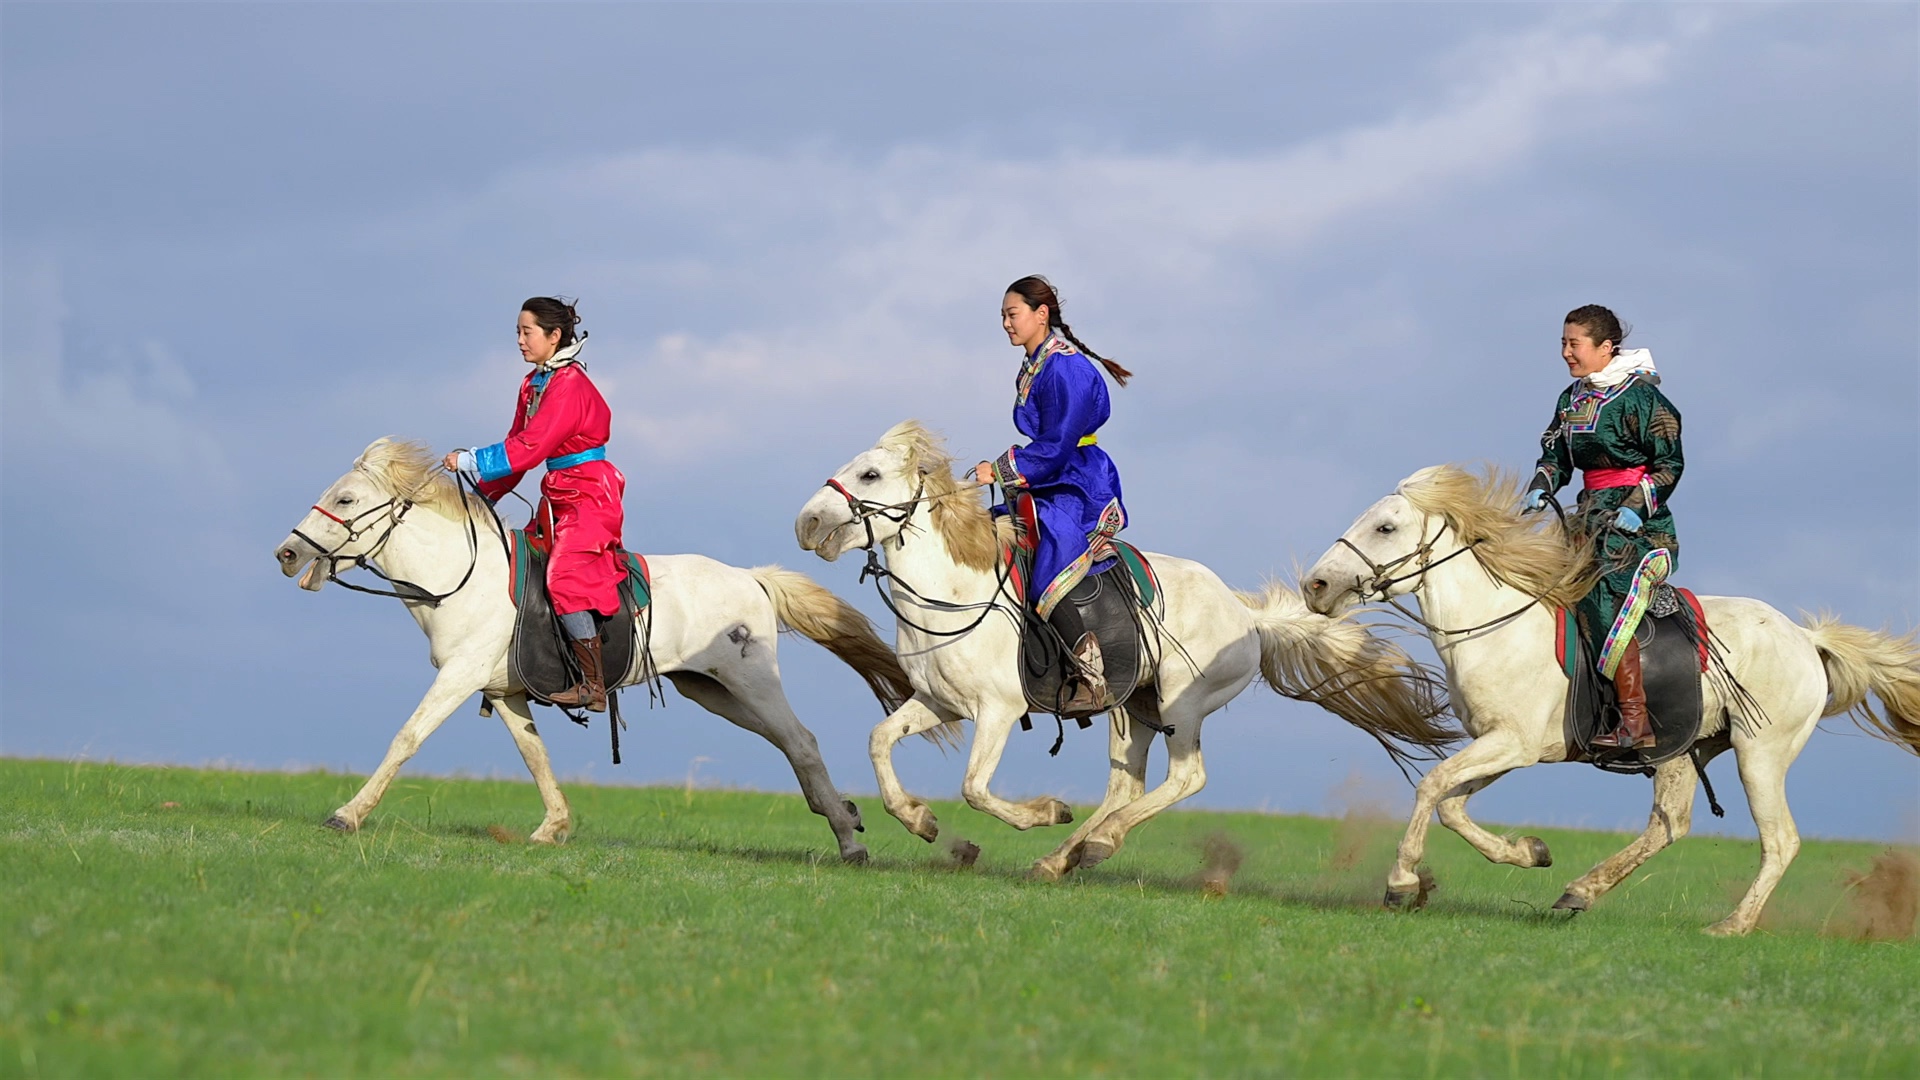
[974,275,1133,711]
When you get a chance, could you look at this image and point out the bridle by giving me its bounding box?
[291,469,503,607]
[1334,516,1539,638]
[820,475,1017,639]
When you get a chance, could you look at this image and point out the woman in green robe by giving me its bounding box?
[1524,304,1685,750]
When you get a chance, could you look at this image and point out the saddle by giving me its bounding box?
[1558,585,1709,771]
[506,522,653,760]
[1011,540,1160,726]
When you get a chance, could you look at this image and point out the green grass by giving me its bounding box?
[1,758,1913,1078]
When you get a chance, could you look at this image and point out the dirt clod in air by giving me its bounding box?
[486,825,522,844]
[1413,865,1439,908]
[942,837,981,869]
[1199,833,1244,897]
[1839,849,1918,941]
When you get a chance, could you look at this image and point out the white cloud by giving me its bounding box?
[0,265,232,485]
[377,13,1691,466]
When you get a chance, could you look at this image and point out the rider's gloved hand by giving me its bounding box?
[1612,506,1644,533]
[1522,488,1549,513]
[446,449,476,474]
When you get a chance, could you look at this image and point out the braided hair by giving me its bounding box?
[1005,275,1132,386]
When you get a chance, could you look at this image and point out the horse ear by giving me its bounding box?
[354,436,399,469]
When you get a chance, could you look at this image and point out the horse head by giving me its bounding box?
[1303,466,1459,616]
[795,420,953,563]
[274,437,436,591]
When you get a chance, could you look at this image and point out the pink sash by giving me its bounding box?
[1583,465,1647,490]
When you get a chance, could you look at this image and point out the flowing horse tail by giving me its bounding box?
[1236,581,1461,775]
[749,564,922,716]
[1803,615,1920,755]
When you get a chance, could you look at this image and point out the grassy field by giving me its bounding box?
[1,758,1913,1078]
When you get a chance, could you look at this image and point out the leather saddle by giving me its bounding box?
[507,526,652,713]
[1012,542,1158,724]
[1560,586,1709,771]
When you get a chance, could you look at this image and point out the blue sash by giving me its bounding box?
[545,446,607,471]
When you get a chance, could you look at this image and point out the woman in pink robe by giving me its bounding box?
[447,297,626,711]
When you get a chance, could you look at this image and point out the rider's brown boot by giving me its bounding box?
[1060,633,1110,715]
[549,636,609,713]
[1592,639,1654,749]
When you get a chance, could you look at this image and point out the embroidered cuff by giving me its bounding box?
[1640,478,1659,515]
[992,448,1025,489]
[1526,468,1555,495]
[473,442,514,482]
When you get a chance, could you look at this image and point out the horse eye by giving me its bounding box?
[1376,523,1396,534]
[336,496,354,506]
[860,470,880,482]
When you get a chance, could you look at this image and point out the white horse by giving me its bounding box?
[1302,465,1920,934]
[794,422,1458,879]
[274,437,914,862]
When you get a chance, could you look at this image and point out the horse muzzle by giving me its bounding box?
[275,535,329,591]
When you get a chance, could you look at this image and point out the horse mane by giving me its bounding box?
[1397,465,1599,609]
[354,437,488,521]
[877,420,1005,573]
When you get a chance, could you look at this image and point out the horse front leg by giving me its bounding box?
[490,692,572,844]
[1434,772,1555,870]
[326,663,488,832]
[1032,702,1154,881]
[1385,732,1534,908]
[869,695,962,842]
[960,704,1075,831]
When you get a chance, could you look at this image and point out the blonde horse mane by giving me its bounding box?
[877,420,1007,572]
[354,437,488,521]
[1397,465,1599,609]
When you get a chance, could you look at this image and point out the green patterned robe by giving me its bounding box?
[1529,373,1685,677]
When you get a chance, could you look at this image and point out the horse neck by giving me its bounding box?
[368,500,506,609]
[883,503,1002,609]
[1413,525,1539,662]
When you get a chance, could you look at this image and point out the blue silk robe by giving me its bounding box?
[990,332,1127,619]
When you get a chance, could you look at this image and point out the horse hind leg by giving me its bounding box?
[1707,736,1806,936]
[1552,754,1697,913]
[665,669,869,864]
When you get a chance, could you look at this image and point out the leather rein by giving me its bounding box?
[821,477,1018,639]
[292,469,507,607]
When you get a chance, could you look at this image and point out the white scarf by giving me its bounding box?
[538,337,587,373]
[1583,347,1656,389]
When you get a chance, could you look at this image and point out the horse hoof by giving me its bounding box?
[1383,889,1414,910]
[1077,839,1116,870]
[1702,919,1748,938]
[1551,892,1589,912]
[322,814,355,833]
[1524,836,1553,868]
[841,844,870,865]
[843,799,865,833]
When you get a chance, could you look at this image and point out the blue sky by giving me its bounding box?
[3,4,1914,841]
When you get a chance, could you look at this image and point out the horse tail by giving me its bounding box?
[749,564,919,714]
[1236,581,1461,774]
[1803,614,1920,755]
